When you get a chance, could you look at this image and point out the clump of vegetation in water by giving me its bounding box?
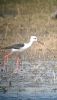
[0,86,8,93]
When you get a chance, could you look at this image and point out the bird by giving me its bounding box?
[2,36,43,73]
[3,36,37,52]
[2,36,38,73]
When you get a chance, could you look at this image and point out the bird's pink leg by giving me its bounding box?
[3,52,12,71]
[4,52,12,64]
[16,57,21,71]
[13,56,21,73]
[4,54,8,65]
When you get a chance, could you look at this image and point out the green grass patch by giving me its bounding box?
[0,86,7,93]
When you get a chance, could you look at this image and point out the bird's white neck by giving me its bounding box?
[28,40,34,46]
[24,40,34,49]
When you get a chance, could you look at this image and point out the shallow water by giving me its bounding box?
[0,60,57,100]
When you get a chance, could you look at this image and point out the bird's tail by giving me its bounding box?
[0,46,4,51]
[0,46,9,50]
[0,46,9,53]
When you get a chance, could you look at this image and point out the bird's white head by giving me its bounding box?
[30,36,37,42]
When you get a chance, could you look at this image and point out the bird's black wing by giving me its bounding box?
[2,44,24,49]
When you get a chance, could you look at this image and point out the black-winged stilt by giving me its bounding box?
[2,36,38,72]
[3,36,37,52]
[2,36,43,73]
